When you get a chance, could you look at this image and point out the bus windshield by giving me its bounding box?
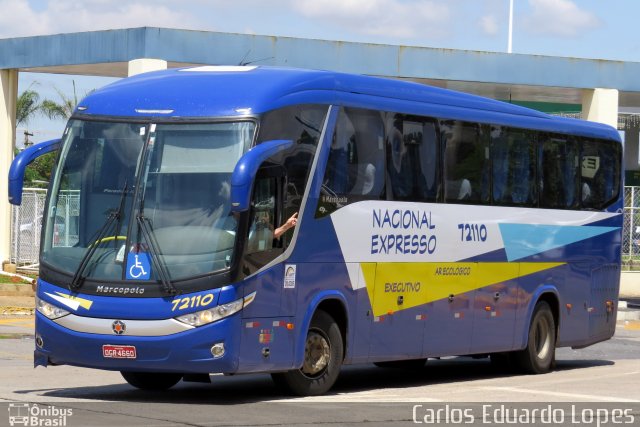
[42,119,255,284]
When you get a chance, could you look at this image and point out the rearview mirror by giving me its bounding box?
[230,139,293,212]
[8,139,61,205]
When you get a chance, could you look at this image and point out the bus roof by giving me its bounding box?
[76,65,620,142]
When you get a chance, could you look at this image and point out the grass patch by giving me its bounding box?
[0,275,33,285]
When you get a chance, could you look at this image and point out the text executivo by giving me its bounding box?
[371,208,436,255]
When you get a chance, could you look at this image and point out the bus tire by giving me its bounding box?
[121,371,182,390]
[514,301,556,374]
[271,310,343,396]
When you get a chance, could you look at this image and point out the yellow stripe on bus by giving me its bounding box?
[362,262,564,317]
[54,292,94,310]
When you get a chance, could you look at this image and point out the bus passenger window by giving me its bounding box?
[492,127,536,206]
[442,121,489,204]
[317,108,385,217]
[581,139,621,209]
[386,115,439,202]
[539,137,579,209]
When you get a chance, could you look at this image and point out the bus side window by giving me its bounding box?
[539,137,579,209]
[442,120,489,204]
[581,139,621,209]
[386,115,439,202]
[317,108,385,217]
[492,127,536,206]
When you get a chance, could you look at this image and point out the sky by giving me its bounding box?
[3,0,638,141]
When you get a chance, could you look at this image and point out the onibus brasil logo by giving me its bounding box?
[8,403,73,426]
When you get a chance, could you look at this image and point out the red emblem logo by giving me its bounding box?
[112,320,126,335]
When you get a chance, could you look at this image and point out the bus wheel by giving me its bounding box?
[514,301,556,374]
[121,371,182,390]
[271,310,343,396]
[374,359,427,369]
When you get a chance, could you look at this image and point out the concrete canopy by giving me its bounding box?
[1,27,640,107]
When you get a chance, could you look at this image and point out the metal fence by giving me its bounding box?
[55,190,80,248]
[9,188,80,269]
[623,186,640,260]
[9,186,640,268]
[10,188,46,268]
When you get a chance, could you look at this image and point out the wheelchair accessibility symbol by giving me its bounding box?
[126,252,152,280]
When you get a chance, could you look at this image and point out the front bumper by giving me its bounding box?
[34,311,240,374]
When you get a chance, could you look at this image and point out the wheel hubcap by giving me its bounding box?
[302,330,330,376]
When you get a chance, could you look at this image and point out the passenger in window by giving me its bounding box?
[360,164,376,195]
[457,179,472,200]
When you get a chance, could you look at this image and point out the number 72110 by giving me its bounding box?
[171,294,215,311]
[457,223,488,242]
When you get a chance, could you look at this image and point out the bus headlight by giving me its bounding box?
[36,296,70,320]
[175,291,256,327]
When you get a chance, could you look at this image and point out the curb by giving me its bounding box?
[0,283,34,297]
[618,300,640,321]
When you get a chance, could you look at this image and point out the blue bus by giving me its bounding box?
[9,66,623,396]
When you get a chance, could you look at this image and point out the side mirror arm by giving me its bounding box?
[230,139,293,212]
[8,139,61,205]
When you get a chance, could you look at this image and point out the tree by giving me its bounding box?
[16,86,41,126]
[40,81,79,121]
[14,84,59,187]
[25,152,57,187]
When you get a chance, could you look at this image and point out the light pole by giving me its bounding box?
[508,0,514,53]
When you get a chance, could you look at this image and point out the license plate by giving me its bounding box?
[102,345,137,359]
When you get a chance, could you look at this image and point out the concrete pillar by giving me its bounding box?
[624,124,640,171]
[128,58,168,77]
[0,69,18,264]
[582,88,619,129]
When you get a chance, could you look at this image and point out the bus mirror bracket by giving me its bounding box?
[8,138,61,206]
[230,139,293,212]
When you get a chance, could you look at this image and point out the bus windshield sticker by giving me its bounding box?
[126,252,152,280]
[284,264,296,289]
[115,244,126,263]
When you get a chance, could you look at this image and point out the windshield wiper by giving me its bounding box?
[70,181,128,290]
[136,214,177,295]
[134,176,177,295]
